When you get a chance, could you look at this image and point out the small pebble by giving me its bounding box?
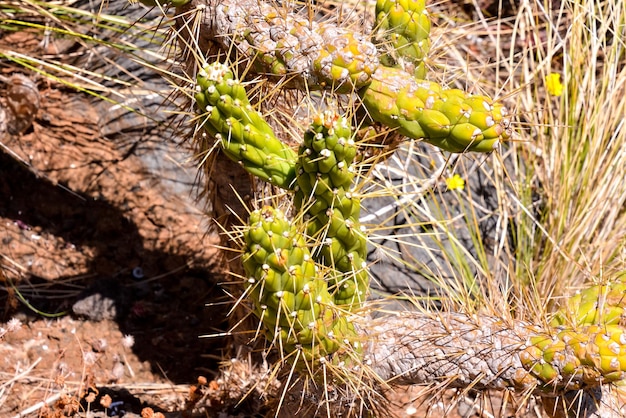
[132,267,144,279]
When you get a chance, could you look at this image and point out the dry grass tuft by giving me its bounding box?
[510,0,626,308]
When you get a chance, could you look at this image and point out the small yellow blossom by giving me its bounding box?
[445,174,465,191]
[545,73,564,97]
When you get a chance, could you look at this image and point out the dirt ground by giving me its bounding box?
[0,44,231,415]
[0,1,543,417]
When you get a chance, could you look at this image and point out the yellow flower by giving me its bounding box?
[445,174,465,191]
[545,73,564,97]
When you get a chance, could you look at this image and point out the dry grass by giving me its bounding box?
[512,0,626,303]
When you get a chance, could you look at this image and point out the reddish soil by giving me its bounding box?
[0,45,232,415]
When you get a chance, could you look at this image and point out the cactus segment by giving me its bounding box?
[243,206,361,365]
[295,111,369,309]
[359,66,512,153]
[374,0,431,79]
[521,324,626,387]
[522,275,626,388]
[551,280,626,328]
[211,0,379,91]
[313,28,381,92]
[195,62,298,189]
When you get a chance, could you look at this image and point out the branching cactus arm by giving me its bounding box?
[374,0,431,79]
[360,66,512,152]
[364,311,626,393]
[295,112,369,310]
[195,62,298,189]
[242,206,361,367]
[196,0,380,92]
[551,278,626,328]
[364,312,539,390]
[182,0,512,154]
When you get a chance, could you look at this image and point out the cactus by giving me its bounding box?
[374,0,431,79]
[312,30,381,93]
[197,0,511,154]
[172,0,626,416]
[202,0,379,92]
[242,206,361,366]
[195,62,298,189]
[520,275,626,390]
[521,324,626,387]
[295,111,368,309]
[367,311,626,394]
[360,66,512,152]
[551,277,626,328]
[189,0,622,384]
[516,275,626,388]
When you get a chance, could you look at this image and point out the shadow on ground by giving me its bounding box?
[1,149,231,386]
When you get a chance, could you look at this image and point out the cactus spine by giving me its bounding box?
[295,111,368,309]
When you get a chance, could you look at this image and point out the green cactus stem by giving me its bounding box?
[243,206,361,365]
[374,0,431,79]
[360,66,513,152]
[551,277,626,328]
[521,324,626,387]
[195,62,298,189]
[295,111,369,309]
